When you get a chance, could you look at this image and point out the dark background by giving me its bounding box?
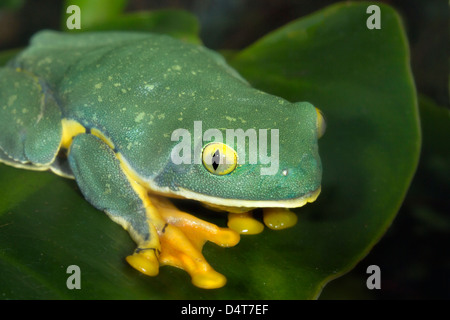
[0,0,448,299]
[0,0,448,109]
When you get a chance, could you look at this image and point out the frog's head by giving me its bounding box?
[151,101,325,212]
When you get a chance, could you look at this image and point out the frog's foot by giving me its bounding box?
[227,212,264,235]
[262,208,298,230]
[126,225,161,277]
[227,209,298,234]
[126,247,160,277]
[150,196,240,289]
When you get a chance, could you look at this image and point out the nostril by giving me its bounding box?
[315,108,326,138]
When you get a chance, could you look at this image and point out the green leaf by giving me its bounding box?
[61,0,201,44]
[0,2,419,299]
[62,0,128,30]
[229,1,420,298]
[77,10,201,44]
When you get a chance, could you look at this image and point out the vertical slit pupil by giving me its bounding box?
[212,149,220,171]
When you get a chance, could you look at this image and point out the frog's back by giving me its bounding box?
[8,31,255,179]
[9,31,158,86]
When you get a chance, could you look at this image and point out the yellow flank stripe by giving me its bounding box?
[116,153,156,208]
[91,128,116,150]
[61,119,116,151]
[61,119,86,149]
[116,152,166,245]
[118,153,153,208]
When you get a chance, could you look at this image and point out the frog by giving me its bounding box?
[0,30,325,289]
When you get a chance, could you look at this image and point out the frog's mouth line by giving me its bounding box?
[156,186,321,213]
[116,152,321,212]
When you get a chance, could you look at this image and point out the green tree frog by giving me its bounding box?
[0,31,325,289]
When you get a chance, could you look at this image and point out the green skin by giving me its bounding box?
[0,30,321,250]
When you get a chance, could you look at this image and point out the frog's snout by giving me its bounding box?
[316,108,326,138]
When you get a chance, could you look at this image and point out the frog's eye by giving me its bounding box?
[316,108,326,139]
[202,142,238,175]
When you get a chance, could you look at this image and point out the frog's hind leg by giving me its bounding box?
[0,67,62,169]
[67,133,162,276]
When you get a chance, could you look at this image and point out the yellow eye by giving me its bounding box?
[316,107,326,139]
[202,142,238,175]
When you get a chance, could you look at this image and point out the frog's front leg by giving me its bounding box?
[67,133,239,288]
[68,133,163,276]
